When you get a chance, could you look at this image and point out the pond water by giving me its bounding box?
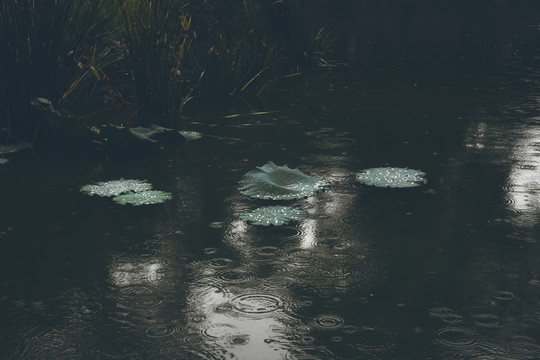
[3,3,540,359]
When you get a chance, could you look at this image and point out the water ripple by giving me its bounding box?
[216,269,255,283]
[309,314,345,330]
[285,346,336,360]
[353,326,397,352]
[145,324,178,338]
[472,313,501,328]
[231,294,284,316]
[208,258,234,269]
[510,335,540,356]
[434,327,479,347]
[492,290,516,301]
[227,334,250,345]
[203,323,238,338]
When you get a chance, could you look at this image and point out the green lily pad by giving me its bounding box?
[81,179,152,197]
[179,130,202,141]
[113,190,172,206]
[239,206,308,226]
[356,167,427,188]
[239,162,330,200]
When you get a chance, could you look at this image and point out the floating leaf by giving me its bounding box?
[80,179,153,197]
[0,158,9,165]
[179,130,202,141]
[113,190,172,206]
[239,206,308,226]
[239,162,330,200]
[356,167,427,188]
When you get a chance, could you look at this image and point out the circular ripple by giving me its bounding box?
[310,314,345,330]
[510,335,540,355]
[203,323,237,338]
[180,333,204,344]
[115,284,155,299]
[204,247,219,255]
[214,303,234,313]
[134,297,163,308]
[231,294,284,315]
[228,334,250,345]
[429,307,454,318]
[115,285,162,308]
[472,314,500,328]
[434,327,479,347]
[442,313,464,325]
[209,258,234,268]
[217,269,254,283]
[285,346,336,360]
[255,246,280,257]
[492,290,515,301]
[145,324,177,338]
[354,327,397,351]
[189,314,207,322]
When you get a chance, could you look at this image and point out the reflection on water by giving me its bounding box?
[3,4,540,358]
[507,124,540,229]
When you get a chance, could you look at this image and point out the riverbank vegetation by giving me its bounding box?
[0,0,329,148]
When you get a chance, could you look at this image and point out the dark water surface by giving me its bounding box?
[3,3,540,359]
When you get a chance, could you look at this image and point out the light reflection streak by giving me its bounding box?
[185,284,292,360]
[110,259,164,286]
[507,125,540,226]
[299,219,317,249]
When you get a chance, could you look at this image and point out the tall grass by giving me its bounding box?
[0,0,115,143]
[0,0,330,144]
[119,0,192,127]
[183,0,330,108]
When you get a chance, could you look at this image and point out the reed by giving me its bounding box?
[182,0,330,108]
[0,0,116,142]
[0,0,330,145]
[119,0,192,127]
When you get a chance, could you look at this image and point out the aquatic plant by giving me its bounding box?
[178,130,202,141]
[239,206,308,226]
[356,167,427,188]
[0,0,116,142]
[183,0,330,106]
[81,178,172,206]
[81,179,153,197]
[119,0,192,127]
[113,190,173,206]
[239,162,330,200]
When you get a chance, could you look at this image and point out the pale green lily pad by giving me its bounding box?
[113,190,172,206]
[239,206,308,226]
[179,130,202,141]
[80,179,153,197]
[356,167,427,188]
[239,162,330,200]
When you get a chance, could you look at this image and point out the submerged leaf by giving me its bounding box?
[356,167,427,188]
[239,162,330,200]
[80,179,152,197]
[239,206,308,226]
[0,158,9,165]
[113,190,172,206]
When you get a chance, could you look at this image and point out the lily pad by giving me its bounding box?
[113,190,172,206]
[81,179,153,197]
[239,162,330,200]
[356,167,427,188]
[239,206,308,226]
[0,158,9,165]
[179,130,202,141]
